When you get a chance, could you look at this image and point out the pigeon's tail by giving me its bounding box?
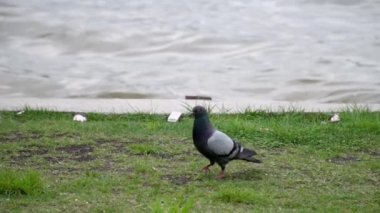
[236,147,262,163]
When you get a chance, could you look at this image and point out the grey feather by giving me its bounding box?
[207,130,234,155]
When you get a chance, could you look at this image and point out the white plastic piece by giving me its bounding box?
[167,111,182,122]
[73,114,87,122]
[330,113,340,123]
[16,111,25,115]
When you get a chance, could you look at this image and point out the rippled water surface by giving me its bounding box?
[1,0,379,103]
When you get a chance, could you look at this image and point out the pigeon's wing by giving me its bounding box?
[207,130,234,156]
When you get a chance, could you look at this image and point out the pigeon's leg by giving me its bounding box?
[202,161,215,173]
[215,159,229,180]
[216,164,226,180]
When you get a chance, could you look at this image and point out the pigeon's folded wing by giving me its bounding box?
[207,130,234,155]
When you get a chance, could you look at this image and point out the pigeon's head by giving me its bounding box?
[192,106,208,118]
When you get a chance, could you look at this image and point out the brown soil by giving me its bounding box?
[95,139,127,153]
[11,146,48,162]
[328,156,359,164]
[228,168,263,181]
[58,144,93,154]
[43,156,65,163]
[0,132,42,143]
[49,132,80,139]
[72,155,95,162]
[360,149,380,157]
[57,144,94,162]
[162,174,194,185]
[132,152,174,159]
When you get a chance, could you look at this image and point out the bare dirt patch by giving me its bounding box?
[48,132,80,139]
[73,155,95,162]
[151,153,174,159]
[95,139,126,152]
[57,144,95,162]
[328,156,359,164]
[279,165,295,171]
[162,174,194,185]
[43,156,65,163]
[58,144,93,154]
[228,168,263,181]
[360,149,380,158]
[0,132,42,143]
[368,151,380,157]
[19,147,48,156]
[132,152,174,159]
[11,145,48,162]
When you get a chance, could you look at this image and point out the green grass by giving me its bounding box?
[0,169,43,196]
[0,108,379,212]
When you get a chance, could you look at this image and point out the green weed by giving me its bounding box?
[0,169,43,196]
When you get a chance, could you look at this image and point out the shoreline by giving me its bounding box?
[0,98,379,113]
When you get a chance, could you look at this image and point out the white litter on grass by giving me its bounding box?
[167,111,182,122]
[16,111,25,115]
[330,113,340,123]
[73,114,87,122]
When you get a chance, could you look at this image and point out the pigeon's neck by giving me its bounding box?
[193,115,214,142]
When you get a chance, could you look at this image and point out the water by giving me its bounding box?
[1,0,379,103]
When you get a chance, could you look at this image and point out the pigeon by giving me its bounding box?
[191,106,261,179]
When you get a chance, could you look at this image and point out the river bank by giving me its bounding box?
[1,98,379,114]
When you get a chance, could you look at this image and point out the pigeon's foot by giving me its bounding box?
[216,171,225,180]
[201,165,211,173]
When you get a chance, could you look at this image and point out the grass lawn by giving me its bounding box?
[0,108,379,212]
